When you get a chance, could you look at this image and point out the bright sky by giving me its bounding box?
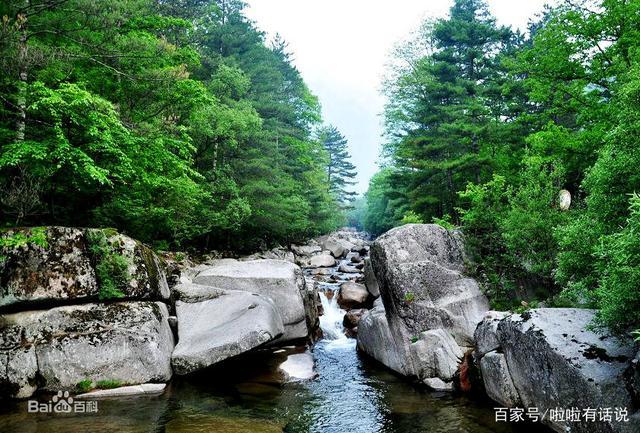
[245,0,552,194]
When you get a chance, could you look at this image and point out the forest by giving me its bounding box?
[1,0,638,335]
[0,0,356,252]
[363,0,640,333]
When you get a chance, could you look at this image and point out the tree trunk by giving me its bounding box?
[16,6,29,143]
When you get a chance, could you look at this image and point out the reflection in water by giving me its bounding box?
[0,338,542,433]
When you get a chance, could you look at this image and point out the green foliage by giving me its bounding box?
[591,194,640,331]
[401,211,424,225]
[0,227,48,262]
[0,0,341,251]
[87,231,128,301]
[76,380,93,393]
[432,215,455,231]
[95,379,123,390]
[633,330,640,342]
[403,292,415,303]
[319,125,357,206]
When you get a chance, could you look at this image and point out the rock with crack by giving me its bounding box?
[357,299,411,376]
[363,258,380,298]
[193,259,312,342]
[358,224,489,386]
[171,290,284,375]
[0,301,174,398]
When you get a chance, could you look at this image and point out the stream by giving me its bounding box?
[0,255,540,433]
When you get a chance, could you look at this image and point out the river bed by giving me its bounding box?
[0,254,541,433]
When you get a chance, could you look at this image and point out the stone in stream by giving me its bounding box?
[171,291,285,375]
[321,238,348,258]
[338,263,360,273]
[192,259,313,343]
[475,308,639,433]
[337,282,370,309]
[278,352,316,381]
[291,244,322,257]
[0,227,170,309]
[308,254,336,268]
[358,224,489,386]
[0,301,174,398]
[76,383,166,399]
[349,253,363,264]
[343,308,367,329]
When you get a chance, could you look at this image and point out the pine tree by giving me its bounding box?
[382,0,517,221]
[319,125,357,206]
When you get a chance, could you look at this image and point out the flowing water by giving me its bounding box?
[0,257,543,433]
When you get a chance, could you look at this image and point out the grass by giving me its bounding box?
[76,379,92,393]
[95,379,123,389]
[87,230,129,300]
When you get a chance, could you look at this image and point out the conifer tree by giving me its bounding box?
[319,125,357,206]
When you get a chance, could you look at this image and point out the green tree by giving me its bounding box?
[318,125,357,206]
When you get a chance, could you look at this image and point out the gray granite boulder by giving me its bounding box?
[357,299,411,376]
[308,254,336,268]
[363,258,380,298]
[193,259,310,342]
[337,282,370,309]
[171,291,284,375]
[358,224,489,385]
[0,301,174,398]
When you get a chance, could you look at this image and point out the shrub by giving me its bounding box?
[592,194,640,331]
[87,230,129,300]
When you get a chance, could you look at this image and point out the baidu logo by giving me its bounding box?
[27,390,98,414]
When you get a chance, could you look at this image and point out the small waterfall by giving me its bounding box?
[318,291,348,341]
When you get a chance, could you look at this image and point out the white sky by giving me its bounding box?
[245,0,552,194]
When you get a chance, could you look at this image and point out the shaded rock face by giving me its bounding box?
[171,291,284,375]
[192,259,311,343]
[363,258,379,298]
[0,227,169,310]
[0,302,174,398]
[359,224,489,387]
[357,299,410,376]
[475,308,639,433]
[343,308,367,329]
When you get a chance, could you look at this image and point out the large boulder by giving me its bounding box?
[192,259,311,342]
[475,308,639,433]
[359,224,489,385]
[337,282,370,309]
[0,301,174,398]
[0,227,169,310]
[171,291,284,375]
